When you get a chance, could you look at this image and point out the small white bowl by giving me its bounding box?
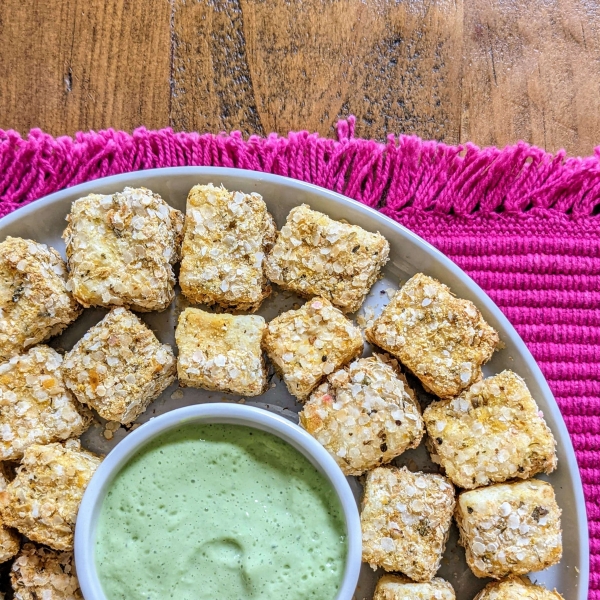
[74,403,362,600]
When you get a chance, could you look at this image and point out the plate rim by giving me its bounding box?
[0,166,589,598]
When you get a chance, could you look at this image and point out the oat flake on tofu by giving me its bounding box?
[366,273,499,398]
[361,466,455,582]
[175,307,267,396]
[264,204,389,313]
[474,577,565,600]
[373,574,456,600]
[262,297,363,401]
[63,187,184,312]
[0,237,82,363]
[424,370,557,489]
[299,353,424,476]
[0,439,101,551]
[0,345,92,461]
[179,184,276,312]
[11,542,82,600]
[456,479,562,579]
[62,308,176,425]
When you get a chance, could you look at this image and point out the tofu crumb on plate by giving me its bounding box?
[423,370,557,489]
[175,307,267,397]
[0,236,82,363]
[361,466,456,582]
[366,273,499,399]
[455,479,562,579]
[299,353,424,476]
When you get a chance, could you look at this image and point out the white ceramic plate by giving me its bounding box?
[0,167,588,599]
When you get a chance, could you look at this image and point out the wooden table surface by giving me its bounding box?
[1,0,599,157]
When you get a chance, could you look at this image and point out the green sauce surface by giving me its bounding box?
[95,423,347,600]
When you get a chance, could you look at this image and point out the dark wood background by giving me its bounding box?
[1,0,599,156]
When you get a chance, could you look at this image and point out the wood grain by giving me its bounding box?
[0,0,599,155]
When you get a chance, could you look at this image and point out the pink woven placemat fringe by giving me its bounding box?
[1,117,599,596]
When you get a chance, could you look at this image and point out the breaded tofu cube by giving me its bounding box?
[365,274,499,398]
[0,440,101,551]
[456,480,562,579]
[63,187,184,312]
[265,204,389,313]
[374,574,455,600]
[0,345,92,461]
[179,184,276,312]
[175,308,267,396]
[0,464,20,564]
[423,370,557,489]
[11,543,82,599]
[262,298,363,401]
[474,577,564,600]
[299,353,424,475]
[0,237,82,362]
[62,308,176,424]
[361,466,455,582]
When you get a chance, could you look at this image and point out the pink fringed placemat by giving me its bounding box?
[1,117,599,596]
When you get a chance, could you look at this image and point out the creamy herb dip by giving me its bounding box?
[95,423,347,599]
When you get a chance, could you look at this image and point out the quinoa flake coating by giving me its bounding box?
[179,184,276,312]
[423,370,557,489]
[175,307,267,396]
[374,574,456,600]
[0,346,92,461]
[0,237,82,363]
[455,479,562,579]
[62,308,176,424]
[299,353,424,476]
[262,297,364,401]
[361,466,456,582]
[0,466,20,563]
[63,187,184,312]
[0,440,102,551]
[473,577,565,600]
[365,274,499,399]
[11,542,82,600]
[264,204,390,313]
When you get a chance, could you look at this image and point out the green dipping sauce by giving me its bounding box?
[95,423,347,600]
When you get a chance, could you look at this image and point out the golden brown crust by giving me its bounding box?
[373,574,456,600]
[423,370,557,489]
[175,308,267,396]
[456,480,562,579]
[262,297,364,401]
[0,346,92,461]
[366,274,499,399]
[264,204,389,313]
[361,466,455,582]
[0,237,82,362]
[0,440,101,551]
[179,184,276,312]
[473,577,565,600]
[62,308,176,424]
[63,187,183,312]
[300,354,424,475]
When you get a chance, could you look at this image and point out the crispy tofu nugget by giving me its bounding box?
[63,187,183,312]
[0,237,82,362]
[423,370,557,489]
[299,354,424,475]
[62,308,176,424]
[0,440,101,551]
[473,577,564,600]
[265,204,389,313]
[0,346,92,461]
[175,308,267,396]
[0,467,19,563]
[262,298,363,401]
[361,466,455,582]
[456,480,562,579]
[366,274,499,399]
[179,184,276,312]
[374,574,456,600]
[11,542,82,600]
